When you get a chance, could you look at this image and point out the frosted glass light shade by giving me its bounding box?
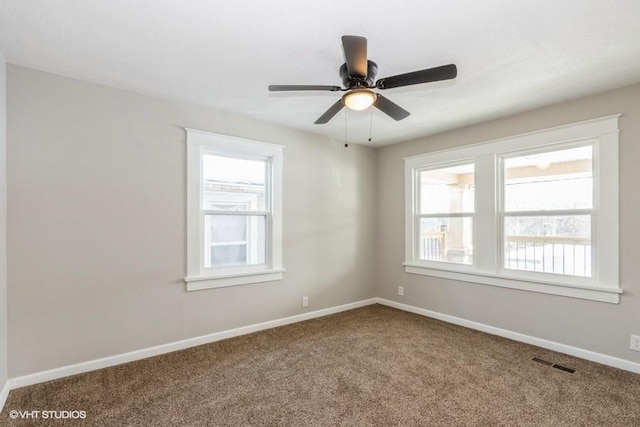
[342,90,376,111]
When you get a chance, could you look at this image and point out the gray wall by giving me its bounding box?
[0,54,7,387]
[7,65,377,377]
[6,63,640,379]
[377,83,640,363]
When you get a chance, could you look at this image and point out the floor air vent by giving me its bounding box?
[552,364,576,374]
[531,357,553,366]
[532,357,575,374]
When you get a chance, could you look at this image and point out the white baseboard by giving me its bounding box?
[6,295,639,402]
[377,298,640,375]
[9,298,378,390]
[0,380,9,411]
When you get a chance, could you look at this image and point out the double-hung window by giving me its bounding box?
[416,163,475,265]
[502,144,593,278]
[185,129,284,291]
[404,115,620,303]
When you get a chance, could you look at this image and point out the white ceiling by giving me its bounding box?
[1,0,639,147]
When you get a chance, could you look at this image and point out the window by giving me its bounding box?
[185,129,284,291]
[417,163,474,265]
[502,145,593,277]
[404,115,620,303]
[202,155,267,269]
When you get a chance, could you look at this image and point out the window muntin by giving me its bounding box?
[502,144,593,278]
[416,163,474,265]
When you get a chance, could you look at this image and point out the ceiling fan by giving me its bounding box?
[268,35,457,124]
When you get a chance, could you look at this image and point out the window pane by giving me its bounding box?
[211,214,246,243]
[210,245,247,267]
[419,164,474,214]
[419,217,473,264]
[202,154,266,211]
[204,214,266,269]
[504,146,592,212]
[504,215,591,277]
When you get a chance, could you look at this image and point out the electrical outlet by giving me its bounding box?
[302,296,309,307]
[630,335,640,352]
[398,286,404,296]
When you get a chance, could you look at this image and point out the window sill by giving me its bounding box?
[185,268,286,291]
[403,263,621,303]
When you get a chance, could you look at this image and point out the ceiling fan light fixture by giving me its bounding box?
[342,89,377,111]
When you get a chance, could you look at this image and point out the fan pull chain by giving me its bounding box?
[344,109,349,147]
[368,109,373,143]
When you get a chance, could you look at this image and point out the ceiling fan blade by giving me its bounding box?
[373,95,410,121]
[269,85,342,92]
[376,64,457,89]
[314,99,344,124]
[341,35,368,78]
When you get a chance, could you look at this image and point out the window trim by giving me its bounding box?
[185,129,285,291]
[404,115,620,303]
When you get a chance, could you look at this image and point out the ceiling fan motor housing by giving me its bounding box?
[340,60,378,89]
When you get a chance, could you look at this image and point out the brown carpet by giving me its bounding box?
[2,304,640,426]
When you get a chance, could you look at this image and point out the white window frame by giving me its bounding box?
[415,160,475,266]
[404,115,620,303]
[185,129,284,291]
